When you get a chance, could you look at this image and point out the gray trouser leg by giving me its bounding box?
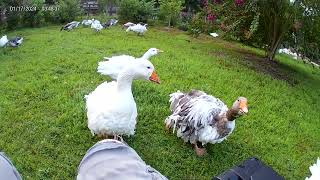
[0,152,22,180]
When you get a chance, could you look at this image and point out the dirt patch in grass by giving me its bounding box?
[234,49,299,86]
[208,43,299,86]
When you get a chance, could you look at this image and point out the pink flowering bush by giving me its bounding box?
[235,0,245,6]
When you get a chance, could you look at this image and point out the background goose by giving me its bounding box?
[82,19,94,26]
[85,59,160,139]
[126,24,147,35]
[123,22,135,29]
[60,21,80,31]
[91,20,103,32]
[97,48,163,79]
[165,90,248,156]
[306,158,320,180]
[210,33,219,37]
[8,36,23,47]
[0,35,9,47]
[102,19,118,28]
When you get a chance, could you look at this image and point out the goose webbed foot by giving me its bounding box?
[113,135,124,142]
[194,142,207,156]
[165,124,171,132]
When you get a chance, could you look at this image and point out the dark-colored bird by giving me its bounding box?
[102,19,118,28]
[8,36,23,47]
[60,21,80,31]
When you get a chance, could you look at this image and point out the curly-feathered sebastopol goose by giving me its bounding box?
[165,90,248,156]
[306,158,320,180]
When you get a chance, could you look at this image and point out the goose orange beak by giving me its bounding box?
[149,71,160,84]
[239,101,248,114]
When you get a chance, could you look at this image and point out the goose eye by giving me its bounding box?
[147,66,151,69]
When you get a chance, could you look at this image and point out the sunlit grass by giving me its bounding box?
[0,25,319,179]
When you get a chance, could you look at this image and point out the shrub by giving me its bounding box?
[56,0,83,23]
[22,0,45,27]
[118,0,155,23]
[159,0,183,27]
[178,11,193,31]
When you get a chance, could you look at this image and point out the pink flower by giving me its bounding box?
[214,0,222,4]
[235,0,245,6]
[202,0,208,6]
[207,13,216,22]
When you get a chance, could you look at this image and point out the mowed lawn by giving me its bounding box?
[0,25,319,180]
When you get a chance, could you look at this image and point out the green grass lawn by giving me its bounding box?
[0,25,319,180]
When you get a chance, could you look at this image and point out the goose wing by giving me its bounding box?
[97,55,135,79]
[165,90,228,144]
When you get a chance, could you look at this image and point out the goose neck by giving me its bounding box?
[141,52,151,59]
[226,108,238,121]
[117,73,134,93]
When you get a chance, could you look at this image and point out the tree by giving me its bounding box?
[258,0,298,61]
[159,0,183,27]
[118,0,155,23]
[286,0,320,63]
[219,0,300,61]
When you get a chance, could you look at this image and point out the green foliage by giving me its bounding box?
[22,0,45,27]
[285,0,320,63]
[118,0,155,23]
[98,0,119,15]
[188,12,205,37]
[56,0,82,23]
[1,0,82,29]
[159,0,183,27]
[218,0,301,60]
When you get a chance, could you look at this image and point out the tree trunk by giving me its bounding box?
[267,37,281,61]
[266,15,283,61]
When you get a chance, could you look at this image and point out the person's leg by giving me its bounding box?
[77,139,168,180]
[0,152,22,180]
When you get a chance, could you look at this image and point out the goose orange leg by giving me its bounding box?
[194,142,207,156]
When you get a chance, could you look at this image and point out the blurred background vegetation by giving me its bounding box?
[0,0,319,65]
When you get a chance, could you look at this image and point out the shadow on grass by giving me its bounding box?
[210,43,320,86]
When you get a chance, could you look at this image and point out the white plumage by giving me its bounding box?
[82,19,94,26]
[306,158,320,180]
[0,35,9,47]
[123,22,136,29]
[209,33,219,37]
[86,59,160,138]
[97,48,163,80]
[91,20,103,32]
[165,90,248,156]
[126,24,147,35]
[8,36,23,47]
[278,48,299,60]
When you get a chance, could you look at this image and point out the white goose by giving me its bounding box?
[126,23,147,35]
[97,48,163,80]
[306,158,320,180]
[86,59,160,138]
[165,90,248,156]
[91,20,103,32]
[82,19,94,26]
[0,35,9,47]
[123,22,135,29]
